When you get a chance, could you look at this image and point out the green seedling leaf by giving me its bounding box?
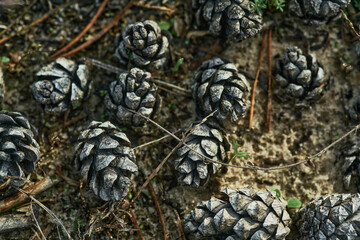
[173,58,184,72]
[268,187,282,198]
[232,140,250,158]
[158,21,172,31]
[1,56,10,63]
[287,198,302,208]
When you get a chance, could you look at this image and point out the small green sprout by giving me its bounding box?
[173,58,184,72]
[287,198,302,208]
[1,56,10,63]
[232,140,250,158]
[268,187,282,198]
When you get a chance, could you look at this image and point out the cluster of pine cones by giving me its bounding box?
[1,0,360,239]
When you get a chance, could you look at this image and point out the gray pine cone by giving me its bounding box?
[289,0,350,25]
[175,120,230,187]
[191,58,250,124]
[74,121,138,201]
[104,68,161,127]
[0,111,40,187]
[348,87,360,122]
[295,193,360,239]
[31,58,91,113]
[275,46,327,102]
[192,0,262,41]
[115,20,170,72]
[184,187,291,239]
[341,139,360,192]
[0,68,4,105]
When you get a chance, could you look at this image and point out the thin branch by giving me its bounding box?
[133,130,179,150]
[266,29,272,133]
[128,109,360,171]
[0,2,70,45]
[0,0,37,38]
[83,57,191,96]
[123,201,144,240]
[340,9,360,38]
[50,0,110,59]
[56,0,136,59]
[249,31,268,129]
[30,200,47,240]
[15,187,73,240]
[148,183,167,240]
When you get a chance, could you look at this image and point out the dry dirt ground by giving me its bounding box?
[0,0,359,239]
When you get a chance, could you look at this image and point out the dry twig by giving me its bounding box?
[249,31,268,129]
[266,29,272,133]
[50,0,110,59]
[56,0,136,59]
[0,2,70,45]
[340,9,360,38]
[147,183,167,240]
[0,177,59,213]
[0,213,34,233]
[123,201,144,240]
[133,130,179,150]
[134,2,175,15]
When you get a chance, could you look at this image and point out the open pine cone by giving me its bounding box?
[191,58,250,125]
[275,46,327,102]
[192,0,262,41]
[295,193,360,239]
[115,20,170,72]
[0,111,40,187]
[289,0,350,25]
[175,120,230,187]
[104,68,161,127]
[74,121,138,201]
[184,187,291,239]
[31,58,91,113]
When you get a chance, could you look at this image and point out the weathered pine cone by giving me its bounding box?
[31,58,91,113]
[0,68,4,105]
[275,46,327,102]
[74,121,138,201]
[192,0,262,41]
[184,187,291,239]
[0,111,40,187]
[175,120,230,187]
[104,68,161,127]
[115,20,170,72]
[341,138,360,192]
[295,193,360,239]
[348,87,360,122]
[289,0,350,25]
[191,58,250,124]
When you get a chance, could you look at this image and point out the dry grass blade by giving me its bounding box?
[148,183,167,240]
[56,0,136,59]
[249,31,268,129]
[15,187,73,240]
[133,130,180,150]
[123,201,144,240]
[50,0,110,59]
[340,9,360,38]
[134,2,175,15]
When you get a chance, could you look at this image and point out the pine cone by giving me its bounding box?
[289,0,350,25]
[104,68,161,127]
[275,46,327,102]
[175,120,230,187]
[341,139,360,192]
[31,58,91,113]
[191,58,250,124]
[74,121,138,201]
[115,20,170,72]
[192,0,262,41]
[0,68,4,105]
[348,87,360,122]
[184,187,291,239]
[0,111,40,187]
[295,193,360,239]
